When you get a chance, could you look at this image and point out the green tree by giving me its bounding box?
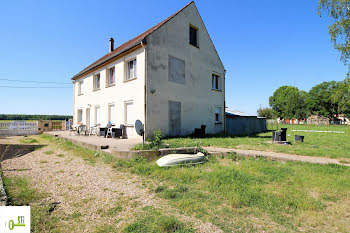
[318,0,350,67]
[331,78,350,117]
[308,81,339,118]
[257,108,276,119]
[269,86,308,119]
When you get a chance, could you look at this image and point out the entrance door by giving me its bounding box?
[168,101,181,136]
[86,108,90,129]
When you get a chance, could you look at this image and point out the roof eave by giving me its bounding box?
[71,41,143,81]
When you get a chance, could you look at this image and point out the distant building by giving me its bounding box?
[72,2,225,138]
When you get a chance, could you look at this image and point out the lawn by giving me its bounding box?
[156,124,350,159]
[3,134,350,232]
[113,153,350,232]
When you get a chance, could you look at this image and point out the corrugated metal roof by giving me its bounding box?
[225,109,256,117]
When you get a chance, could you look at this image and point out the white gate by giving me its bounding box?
[0,121,38,136]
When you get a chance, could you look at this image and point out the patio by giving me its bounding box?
[45,131,142,152]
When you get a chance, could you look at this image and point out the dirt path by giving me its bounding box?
[1,137,222,232]
[204,147,350,167]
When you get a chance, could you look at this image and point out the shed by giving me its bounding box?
[225,109,267,136]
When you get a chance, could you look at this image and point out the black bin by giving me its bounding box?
[112,128,122,138]
[280,128,287,141]
[295,135,304,142]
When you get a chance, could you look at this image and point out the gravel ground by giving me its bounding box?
[1,136,222,232]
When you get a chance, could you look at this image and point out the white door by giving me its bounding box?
[125,102,134,136]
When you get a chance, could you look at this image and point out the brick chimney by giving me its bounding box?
[109,38,114,53]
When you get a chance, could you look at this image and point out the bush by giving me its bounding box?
[150,129,163,149]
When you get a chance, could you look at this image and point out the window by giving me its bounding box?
[95,106,100,124]
[125,101,134,125]
[126,59,137,81]
[78,81,83,95]
[108,104,116,124]
[93,73,101,90]
[77,109,83,123]
[107,67,115,86]
[189,25,198,47]
[212,74,221,90]
[215,107,222,123]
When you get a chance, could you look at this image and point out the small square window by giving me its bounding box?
[212,74,221,90]
[189,26,198,47]
[107,67,115,86]
[126,59,137,81]
[93,73,101,90]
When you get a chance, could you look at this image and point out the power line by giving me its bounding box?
[0,78,71,85]
[0,85,71,89]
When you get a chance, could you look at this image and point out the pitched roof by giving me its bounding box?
[72,1,194,80]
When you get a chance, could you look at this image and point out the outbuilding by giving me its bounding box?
[225,109,266,136]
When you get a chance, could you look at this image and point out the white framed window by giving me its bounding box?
[126,59,137,81]
[108,104,116,124]
[94,106,100,124]
[189,25,198,47]
[77,109,83,123]
[215,106,222,123]
[212,74,221,90]
[124,101,134,125]
[93,73,101,90]
[78,80,83,95]
[107,67,115,86]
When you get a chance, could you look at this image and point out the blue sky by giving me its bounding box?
[0,0,347,115]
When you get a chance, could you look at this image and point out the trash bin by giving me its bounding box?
[273,131,282,142]
[295,135,304,142]
[280,128,287,141]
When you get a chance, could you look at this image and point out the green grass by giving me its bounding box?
[39,134,99,165]
[37,134,350,232]
[19,137,39,144]
[154,124,350,159]
[3,176,61,232]
[113,155,350,232]
[44,150,55,155]
[124,206,194,233]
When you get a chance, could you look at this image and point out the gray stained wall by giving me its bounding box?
[145,2,225,137]
[226,116,267,136]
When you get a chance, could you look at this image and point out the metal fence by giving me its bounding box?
[0,122,38,136]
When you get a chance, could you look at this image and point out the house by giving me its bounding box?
[72,1,225,138]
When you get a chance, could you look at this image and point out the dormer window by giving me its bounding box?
[189,25,198,47]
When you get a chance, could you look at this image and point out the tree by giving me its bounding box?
[307,81,339,118]
[269,86,308,119]
[257,108,276,119]
[331,78,350,117]
[318,0,350,67]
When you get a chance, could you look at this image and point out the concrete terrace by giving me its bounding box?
[46,131,142,152]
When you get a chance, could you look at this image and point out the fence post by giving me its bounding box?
[326,122,328,133]
[348,123,349,136]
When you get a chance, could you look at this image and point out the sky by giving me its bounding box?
[0,0,347,115]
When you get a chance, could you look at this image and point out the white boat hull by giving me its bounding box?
[156,152,206,167]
